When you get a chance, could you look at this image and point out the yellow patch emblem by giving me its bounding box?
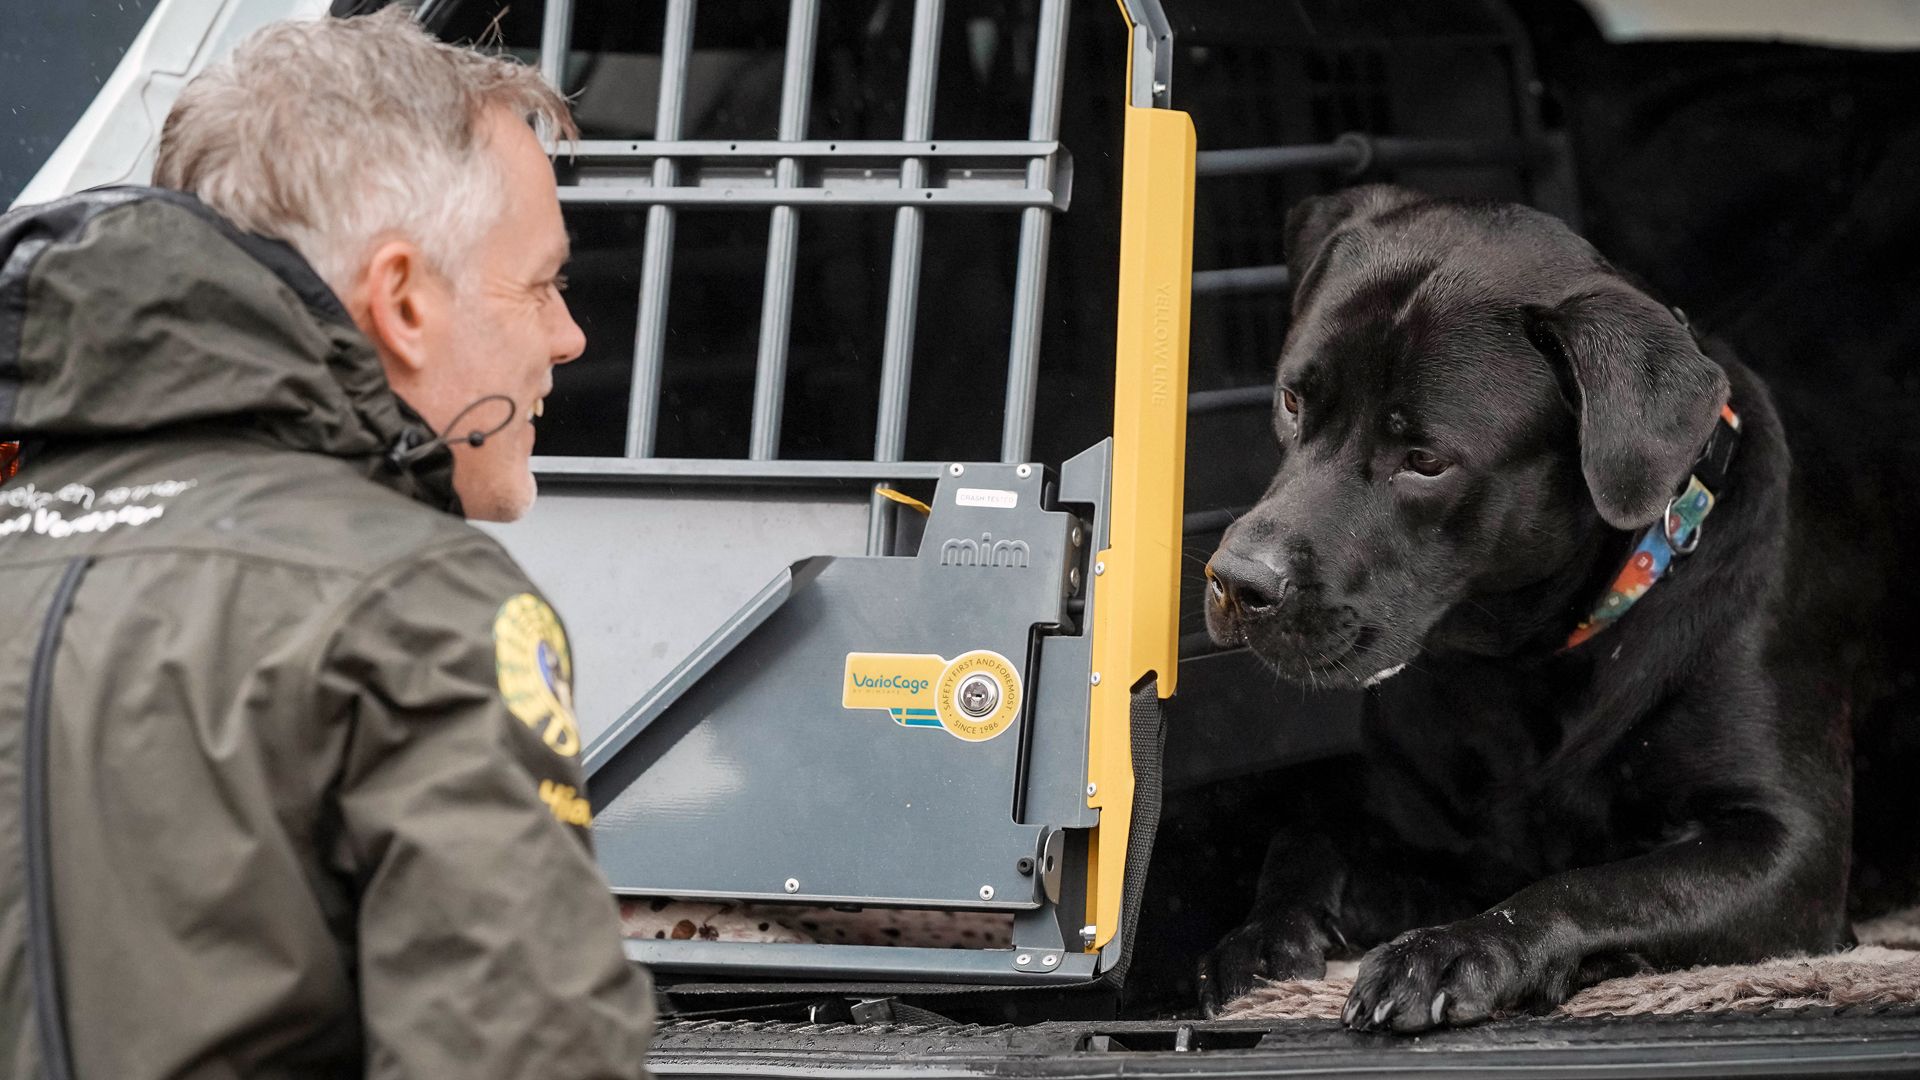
[539,779,593,827]
[494,593,581,757]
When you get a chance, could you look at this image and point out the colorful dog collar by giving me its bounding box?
[1564,402,1742,651]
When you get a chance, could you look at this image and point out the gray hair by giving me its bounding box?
[154,7,577,294]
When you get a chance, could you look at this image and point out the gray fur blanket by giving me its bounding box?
[1222,908,1920,1020]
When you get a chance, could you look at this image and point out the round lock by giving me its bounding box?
[933,649,1022,741]
[956,672,1001,718]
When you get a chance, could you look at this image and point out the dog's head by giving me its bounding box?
[1205,185,1729,687]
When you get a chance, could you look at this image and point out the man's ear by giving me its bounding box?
[1283,183,1423,315]
[1523,281,1729,530]
[349,238,447,378]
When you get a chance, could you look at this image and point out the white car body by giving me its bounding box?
[10,0,328,211]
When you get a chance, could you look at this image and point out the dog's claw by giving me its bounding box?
[1430,991,1448,1027]
[1372,1000,1394,1027]
[1342,998,1360,1027]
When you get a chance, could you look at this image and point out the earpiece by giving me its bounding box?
[385,394,517,470]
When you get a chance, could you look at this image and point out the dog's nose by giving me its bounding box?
[1207,550,1289,614]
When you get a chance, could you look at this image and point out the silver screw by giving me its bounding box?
[1068,567,1082,590]
[1071,525,1083,546]
[1016,464,1033,478]
[1086,782,1097,797]
[979,885,995,901]
[1090,672,1101,686]
[1080,925,1098,947]
[1042,955,1059,967]
[949,463,965,476]
[1016,953,1032,966]
[1094,561,1106,575]
[1152,80,1168,95]
[784,878,799,893]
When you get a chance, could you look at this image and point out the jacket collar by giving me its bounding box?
[0,187,458,513]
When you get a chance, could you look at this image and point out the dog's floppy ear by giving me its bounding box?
[1524,282,1729,530]
[1284,184,1422,314]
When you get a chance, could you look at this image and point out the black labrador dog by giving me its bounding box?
[1197,184,1920,1030]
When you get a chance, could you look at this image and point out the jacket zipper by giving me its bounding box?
[25,556,90,1080]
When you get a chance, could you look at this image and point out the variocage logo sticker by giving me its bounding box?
[848,672,932,694]
[842,650,1022,742]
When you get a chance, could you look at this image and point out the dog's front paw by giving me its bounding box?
[1198,907,1334,1016]
[1343,915,1547,1033]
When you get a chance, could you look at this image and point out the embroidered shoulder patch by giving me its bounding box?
[494,593,581,757]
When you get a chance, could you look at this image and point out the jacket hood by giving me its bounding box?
[0,187,456,510]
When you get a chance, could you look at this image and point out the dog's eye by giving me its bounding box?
[1281,388,1300,416]
[1403,449,1451,477]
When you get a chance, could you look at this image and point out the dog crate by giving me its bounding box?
[455,0,1194,992]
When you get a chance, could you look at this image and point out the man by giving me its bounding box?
[0,9,653,1078]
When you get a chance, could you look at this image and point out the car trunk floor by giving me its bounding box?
[647,1007,1920,1078]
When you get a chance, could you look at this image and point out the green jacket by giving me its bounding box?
[0,189,653,1079]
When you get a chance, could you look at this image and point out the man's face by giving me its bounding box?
[409,107,583,521]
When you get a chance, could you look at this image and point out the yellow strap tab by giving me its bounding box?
[874,486,932,515]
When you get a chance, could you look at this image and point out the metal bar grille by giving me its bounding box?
[538,0,1075,548]
[999,0,1071,464]
[867,0,946,555]
[560,186,1059,209]
[748,0,822,460]
[1195,134,1543,179]
[567,139,1058,158]
[872,0,945,465]
[626,0,697,458]
[537,0,573,96]
[1187,384,1271,415]
[1192,264,1289,295]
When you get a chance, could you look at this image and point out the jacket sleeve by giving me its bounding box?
[317,537,654,1080]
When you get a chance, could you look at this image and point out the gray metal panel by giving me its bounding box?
[624,938,1098,984]
[1018,441,1110,830]
[481,487,871,744]
[999,0,1072,464]
[582,566,800,776]
[627,0,696,458]
[1022,637,1097,830]
[589,465,1075,909]
[747,0,821,461]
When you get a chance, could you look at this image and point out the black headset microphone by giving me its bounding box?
[384,394,519,470]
